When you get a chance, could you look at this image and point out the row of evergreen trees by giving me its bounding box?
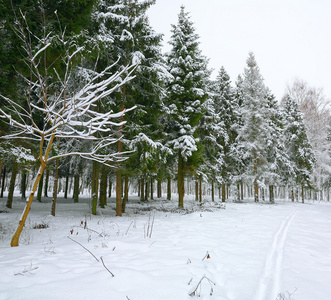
[0,1,321,213]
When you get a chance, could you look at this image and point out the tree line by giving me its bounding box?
[1,1,331,240]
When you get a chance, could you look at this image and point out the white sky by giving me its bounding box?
[147,0,331,101]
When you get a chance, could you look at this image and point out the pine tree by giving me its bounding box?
[282,94,315,202]
[165,6,210,208]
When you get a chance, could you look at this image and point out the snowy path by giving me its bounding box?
[255,211,297,300]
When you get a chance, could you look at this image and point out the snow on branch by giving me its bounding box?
[0,14,137,166]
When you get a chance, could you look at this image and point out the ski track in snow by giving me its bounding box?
[256,211,297,300]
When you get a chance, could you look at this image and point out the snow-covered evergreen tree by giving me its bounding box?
[165,6,210,208]
[235,52,270,202]
[263,91,292,202]
[282,94,315,202]
[197,95,222,202]
[212,67,238,201]
[88,0,169,211]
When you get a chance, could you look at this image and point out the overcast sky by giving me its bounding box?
[147,0,331,101]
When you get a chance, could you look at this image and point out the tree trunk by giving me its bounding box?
[0,165,6,198]
[138,179,140,198]
[140,177,145,201]
[99,164,107,209]
[116,86,125,216]
[73,174,79,203]
[11,134,56,247]
[178,152,184,208]
[254,180,259,203]
[211,180,214,202]
[144,178,148,201]
[11,163,46,246]
[92,161,99,215]
[150,177,154,200]
[241,182,244,201]
[199,175,202,204]
[6,162,18,208]
[222,183,226,203]
[0,162,2,194]
[122,173,129,213]
[51,159,59,216]
[157,179,161,198]
[237,183,240,201]
[167,177,171,200]
[64,175,69,199]
[253,152,259,203]
[21,170,27,200]
[37,172,44,202]
[116,168,122,216]
[269,185,274,203]
[195,178,199,201]
[301,185,304,203]
[44,168,50,197]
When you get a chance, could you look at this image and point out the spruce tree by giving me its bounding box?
[263,91,292,203]
[235,52,269,202]
[165,6,210,208]
[282,94,315,202]
[212,67,238,201]
[88,0,168,211]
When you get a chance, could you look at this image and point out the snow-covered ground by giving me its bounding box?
[1,195,331,300]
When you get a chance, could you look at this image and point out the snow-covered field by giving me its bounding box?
[1,195,331,300]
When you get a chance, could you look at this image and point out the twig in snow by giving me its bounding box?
[67,236,99,262]
[100,256,114,277]
[86,227,102,236]
[149,211,155,238]
[125,221,133,235]
[148,241,156,248]
[276,288,297,300]
[202,251,210,261]
[145,210,155,238]
[14,262,39,276]
[189,275,216,297]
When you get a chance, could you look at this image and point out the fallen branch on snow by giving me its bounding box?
[68,236,115,277]
[67,236,99,261]
[100,256,114,277]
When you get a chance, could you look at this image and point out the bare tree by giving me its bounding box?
[286,78,331,199]
[0,10,136,246]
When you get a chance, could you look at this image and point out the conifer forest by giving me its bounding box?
[1,1,330,247]
[2,2,331,299]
